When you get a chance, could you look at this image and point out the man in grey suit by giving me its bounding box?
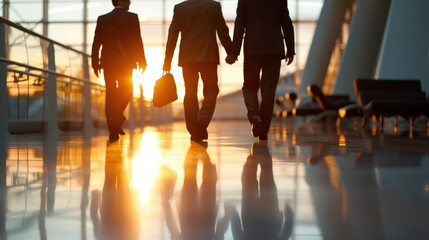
[92,0,146,142]
[163,0,232,142]
[227,0,295,142]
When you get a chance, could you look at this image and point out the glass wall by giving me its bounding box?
[2,0,324,118]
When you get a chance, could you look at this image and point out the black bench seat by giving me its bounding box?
[351,79,429,132]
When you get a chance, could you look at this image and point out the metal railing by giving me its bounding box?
[1,17,171,137]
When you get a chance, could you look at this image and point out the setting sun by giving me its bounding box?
[132,66,158,100]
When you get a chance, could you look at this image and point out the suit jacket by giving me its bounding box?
[92,7,146,71]
[231,0,295,59]
[164,0,232,67]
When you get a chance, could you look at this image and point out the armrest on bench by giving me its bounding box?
[338,104,362,118]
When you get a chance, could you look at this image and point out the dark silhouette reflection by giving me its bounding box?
[39,135,58,240]
[306,150,389,239]
[305,155,355,239]
[90,142,140,240]
[229,143,293,240]
[162,142,229,240]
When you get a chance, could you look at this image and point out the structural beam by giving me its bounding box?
[299,0,350,95]
[376,0,429,94]
[334,0,391,98]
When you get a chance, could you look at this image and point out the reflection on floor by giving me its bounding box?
[2,118,429,240]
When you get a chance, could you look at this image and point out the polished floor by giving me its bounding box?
[2,118,429,240]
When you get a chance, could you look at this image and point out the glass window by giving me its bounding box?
[49,2,84,21]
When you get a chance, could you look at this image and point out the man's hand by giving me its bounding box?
[163,63,171,72]
[93,67,100,77]
[225,55,237,65]
[285,54,294,65]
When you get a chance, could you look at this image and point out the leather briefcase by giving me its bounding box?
[153,72,178,107]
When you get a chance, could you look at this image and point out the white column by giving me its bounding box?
[334,0,391,98]
[376,0,429,94]
[299,0,350,95]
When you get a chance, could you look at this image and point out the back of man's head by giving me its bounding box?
[112,0,118,6]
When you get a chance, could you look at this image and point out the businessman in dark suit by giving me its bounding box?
[92,0,146,142]
[163,0,232,142]
[227,0,295,141]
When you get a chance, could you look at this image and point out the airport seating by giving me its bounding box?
[352,79,429,131]
[275,85,357,120]
[273,91,307,118]
[307,85,355,111]
[306,84,362,127]
[275,91,324,118]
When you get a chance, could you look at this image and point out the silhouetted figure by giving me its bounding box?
[90,142,140,240]
[162,142,229,240]
[163,0,232,142]
[92,0,146,142]
[226,0,295,141]
[228,143,294,240]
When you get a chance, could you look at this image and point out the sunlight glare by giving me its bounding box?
[132,67,144,98]
[101,63,167,100]
[130,130,163,203]
[132,64,163,100]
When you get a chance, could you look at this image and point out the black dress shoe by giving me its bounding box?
[191,122,208,141]
[251,117,262,137]
[190,136,200,142]
[109,133,119,143]
[117,126,125,135]
[108,117,125,135]
[190,134,207,142]
[258,134,268,143]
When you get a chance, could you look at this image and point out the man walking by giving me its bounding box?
[92,0,146,142]
[163,0,232,142]
[227,0,295,142]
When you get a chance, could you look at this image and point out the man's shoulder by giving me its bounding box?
[98,11,111,19]
[99,9,115,18]
[126,11,139,17]
[97,9,138,24]
[103,8,138,16]
[97,9,117,20]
